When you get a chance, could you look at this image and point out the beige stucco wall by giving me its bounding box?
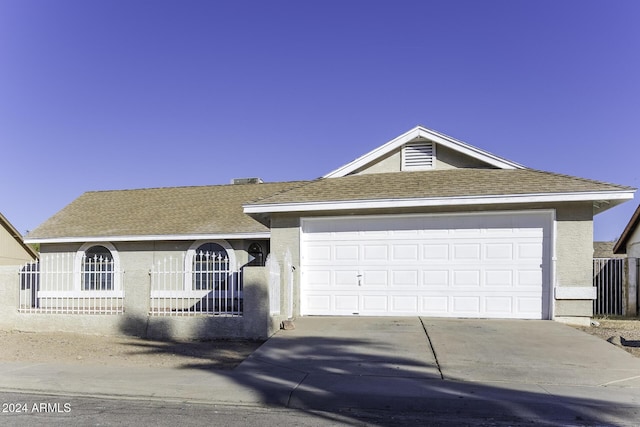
[0,226,35,266]
[626,226,640,258]
[268,202,596,323]
[270,215,301,317]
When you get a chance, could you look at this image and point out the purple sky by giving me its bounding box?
[1,1,639,241]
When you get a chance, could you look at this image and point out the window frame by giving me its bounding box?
[70,242,123,297]
[184,240,236,293]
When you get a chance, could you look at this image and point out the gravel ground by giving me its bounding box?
[0,330,263,369]
[574,317,640,358]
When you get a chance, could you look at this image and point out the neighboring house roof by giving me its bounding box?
[613,204,640,254]
[245,169,635,214]
[25,181,307,243]
[594,241,626,259]
[0,212,38,260]
[323,125,524,178]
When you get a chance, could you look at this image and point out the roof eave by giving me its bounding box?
[244,190,635,214]
[25,232,272,245]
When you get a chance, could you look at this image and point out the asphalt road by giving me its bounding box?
[0,391,586,427]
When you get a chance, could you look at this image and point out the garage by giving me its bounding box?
[300,211,553,319]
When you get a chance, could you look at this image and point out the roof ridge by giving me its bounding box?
[82,179,312,195]
[247,179,317,204]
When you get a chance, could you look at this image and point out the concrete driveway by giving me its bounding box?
[236,316,640,423]
[243,316,640,388]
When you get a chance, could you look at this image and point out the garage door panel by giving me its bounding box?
[306,270,332,287]
[485,297,513,314]
[335,295,359,312]
[452,270,481,287]
[518,243,544,259]
[518,270,543,286]
[453,244,481,260]
[422,244,449,260]
[485,243,514,260]
[485,270,514,287]
[363,270,388,286]
[392,244,419,261]
[307,245,332,261]
[390,295,418,312]
[301,213,551,319]
[452,296,481,314]
[423,296,448,312]
[335,270,359,286]
[423,270,449,286]
[335,245,359,261]
[361,295,388,312]
[363,245,388,260]
[305,295,331,312]
[391,270,419,287]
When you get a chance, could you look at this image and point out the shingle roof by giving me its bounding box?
[26,169,634,241]
[247,169,634,206]
[27,181,307,240]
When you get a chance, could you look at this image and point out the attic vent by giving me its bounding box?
[232,177,264,185]
[402,141,435,170]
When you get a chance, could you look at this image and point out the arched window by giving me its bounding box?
[82,245,114,291]
[193,242,229,291]
[247,243,264,267]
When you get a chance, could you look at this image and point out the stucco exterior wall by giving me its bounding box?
[626,226,640,258]
[0,227,35,266]
[553,202,594,324]
[352,150,401,175]
[269,215,301,317]
[435,145,496,170]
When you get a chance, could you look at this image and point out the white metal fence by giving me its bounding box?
[19,254,124,314]
[593,258,624,316]
[150,252,243,316]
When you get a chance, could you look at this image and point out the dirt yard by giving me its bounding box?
[574,317,640,358]
[0,330,263,369]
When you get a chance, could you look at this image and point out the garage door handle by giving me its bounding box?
[357,274,362,286]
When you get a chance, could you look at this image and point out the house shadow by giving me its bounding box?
[115,315,639,425]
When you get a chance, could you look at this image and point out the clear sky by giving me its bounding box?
[1,1,638,241]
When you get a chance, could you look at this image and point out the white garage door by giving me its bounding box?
[300,212,552,319]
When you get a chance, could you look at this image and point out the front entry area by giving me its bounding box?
[300,211,553,319]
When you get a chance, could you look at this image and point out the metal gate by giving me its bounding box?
[593,258,624,316]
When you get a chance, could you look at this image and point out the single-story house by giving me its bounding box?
[0,212,38,265]
[7,126,635,339]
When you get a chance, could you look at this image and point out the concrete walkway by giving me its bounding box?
[1,317,640,425]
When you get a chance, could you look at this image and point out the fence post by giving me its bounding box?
[627,258,638,316]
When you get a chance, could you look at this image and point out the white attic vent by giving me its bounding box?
[402,141,435,170]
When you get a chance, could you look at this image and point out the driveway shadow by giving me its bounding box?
[113,316,640,425]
